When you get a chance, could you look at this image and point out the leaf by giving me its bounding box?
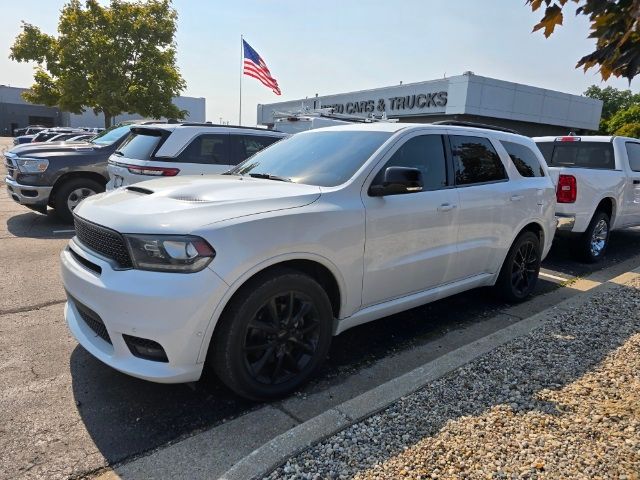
[532,4,564,38]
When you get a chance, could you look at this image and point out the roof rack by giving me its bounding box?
[431,120,520,135]
[178,122,268,132]
[272,106,398,124]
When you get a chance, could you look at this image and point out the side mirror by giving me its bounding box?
[369,167,424,197]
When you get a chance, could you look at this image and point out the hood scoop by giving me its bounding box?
[168,194,210,202]
[126,186,154,195]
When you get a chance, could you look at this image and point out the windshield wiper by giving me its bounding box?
[113,150,124,156]
[248,173,292,182]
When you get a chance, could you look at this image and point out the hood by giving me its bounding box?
[73,175,322,234]
[8,141,98,158]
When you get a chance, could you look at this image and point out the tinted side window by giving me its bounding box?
[626,143,640,172]
[233,135,281,165]
[117,132,164,160]
[547,142,615,169]
[372,135,447,191]
[174,134,230,165]
[501,141,545,177]
[450,135,507,185]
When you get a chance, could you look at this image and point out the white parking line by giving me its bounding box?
[539,271,570,282]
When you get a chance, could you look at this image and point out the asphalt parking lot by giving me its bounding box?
[2,136,640,479]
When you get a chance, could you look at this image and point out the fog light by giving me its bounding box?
[123,334,168,362]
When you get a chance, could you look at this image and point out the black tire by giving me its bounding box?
[495,231,541,303]
[210,268,333,401]
[53,178,104,223]
[577,211,610,263]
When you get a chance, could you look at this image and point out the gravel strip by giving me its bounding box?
[267,278,640,479]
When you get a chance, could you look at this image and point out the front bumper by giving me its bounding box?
[61,238,229,383]
[5,176,52,206]
[555,214,576,232]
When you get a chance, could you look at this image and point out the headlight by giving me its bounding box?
[124,234,215,273]
[16,157,49,173]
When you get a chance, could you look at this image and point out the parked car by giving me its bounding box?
[14,125,46,137]
[45,132,93,143]
[106,123,287,190]
[13,134,37,146]
[534,135,640,262]
[61,123,556,400]
[5,123,136,222]
[30,128,86,143]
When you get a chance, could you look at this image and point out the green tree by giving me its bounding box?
[527,0,640,82]
[10,0,186,128]
[607,104,640,136]
[584,85,640,132]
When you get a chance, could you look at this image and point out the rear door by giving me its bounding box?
[448,133,523,279]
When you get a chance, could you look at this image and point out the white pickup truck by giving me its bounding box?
[534,135,640,262]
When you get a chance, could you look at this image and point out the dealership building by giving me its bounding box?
[258,72,603,136]
[0,85,206,134]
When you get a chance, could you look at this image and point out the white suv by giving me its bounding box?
[61,123,556,400]
[106,123,286,189]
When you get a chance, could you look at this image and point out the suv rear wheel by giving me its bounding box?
[211,269,333,401]
[495,231,541,303]
[53,178,104,223]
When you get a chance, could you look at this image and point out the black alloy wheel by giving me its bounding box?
[211,269,333,401]
[496,231,541,303]
[243,291,321,386]
[510,240,539,297]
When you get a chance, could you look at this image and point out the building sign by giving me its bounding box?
[322,91,447,115]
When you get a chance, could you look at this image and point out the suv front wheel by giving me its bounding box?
[211,269,333,401]
[54,178,104,223]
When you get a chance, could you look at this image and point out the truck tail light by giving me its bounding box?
[555,136,581,142]
[126,165,180,177]
[557,174,577,203]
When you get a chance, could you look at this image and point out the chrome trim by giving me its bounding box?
[5,176,52,204]
[555,214,575,231]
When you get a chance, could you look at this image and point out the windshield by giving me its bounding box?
[91,124,132,146]
[228,130,392,187]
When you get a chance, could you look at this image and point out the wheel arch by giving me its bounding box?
[593,196,616,225]
[197,253,345,364]
[49,171,108,207]
[493,220,545,285]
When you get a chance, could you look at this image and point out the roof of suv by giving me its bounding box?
[311,122,532,142]
[138,122,285,134]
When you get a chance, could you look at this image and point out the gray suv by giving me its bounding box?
[5,123,135,222]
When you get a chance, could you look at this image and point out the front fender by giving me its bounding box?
[195,252,347,363]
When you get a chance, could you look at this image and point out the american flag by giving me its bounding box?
[243,39,281,95]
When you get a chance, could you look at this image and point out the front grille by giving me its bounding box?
[71,297,112,345]
[74,216,132,268]
[5,155,17,179]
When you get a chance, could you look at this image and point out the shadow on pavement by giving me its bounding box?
[5,209,73,239]
[69,346,255,465]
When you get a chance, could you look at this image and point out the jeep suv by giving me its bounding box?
[61,123,556,400]
[106,123,287,189]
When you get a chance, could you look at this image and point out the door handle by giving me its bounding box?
[510,195,524,202]
[633,180,640,185]
[437,203,457,212]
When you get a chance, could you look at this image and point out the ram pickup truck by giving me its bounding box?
[4,124,134,222]
[534,135,640,262]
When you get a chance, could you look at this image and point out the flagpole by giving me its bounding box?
[239,34,243,125]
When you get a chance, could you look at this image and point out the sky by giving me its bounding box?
[0,0,637,126]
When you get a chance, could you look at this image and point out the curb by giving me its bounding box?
[219,267,640,480]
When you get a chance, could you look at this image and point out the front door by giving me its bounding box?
[361,133,459,307]
[622,141,640,226]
